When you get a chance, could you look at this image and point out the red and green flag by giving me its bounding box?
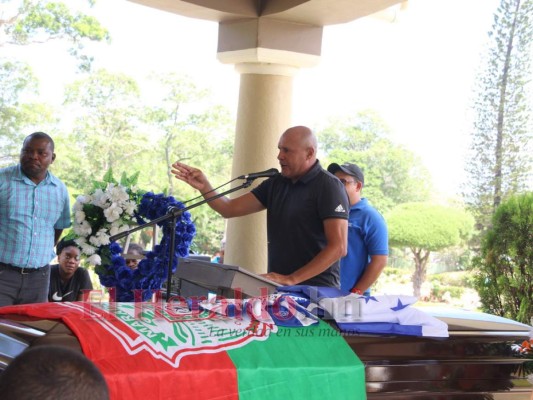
[0,301,365,399]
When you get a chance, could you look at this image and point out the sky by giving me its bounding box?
[3,0,501,197]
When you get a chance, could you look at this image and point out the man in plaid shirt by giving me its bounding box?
[0,132,71,306]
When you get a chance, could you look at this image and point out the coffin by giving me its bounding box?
[340,307,532,399]
[0,305,531,399]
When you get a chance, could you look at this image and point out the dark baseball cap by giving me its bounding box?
[327,162,364,185]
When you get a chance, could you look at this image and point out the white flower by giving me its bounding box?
[104,203,123,222]
[123,200,137,215]
[73,220,92,237]
[74,237,87,247]
[109,223,121,236]
[74,210,86,223]
[91,189,107,208]
[80,220,93,236]
[108,184,130,203]
[73,201,83,212]
[80,242,97,256]
[72,176,140,264]
[87,254,102,266]
[89,236,100,247]
[118,224,130,233]
[73,224,84,236]
[95,229,111,246]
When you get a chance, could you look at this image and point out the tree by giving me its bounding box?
[386,203,474,298]
[142,72,235,254]
[142,73,210,193]
[61,68,148,191]
[318,111,432,213]
[0,0,109,70]
[0,59,56,167]
[464,0,533,233]
[55,70,235,255]
[0,1,109,163]
[473,192,533,324]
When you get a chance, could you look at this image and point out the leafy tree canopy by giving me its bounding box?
[0,0,110,70]
[141,73,234,254]
[386,202,474,297]
[52,69,234,255]
[59,68,146,191]
[317,111,432,212]
[0,59,56,166]
[387,203,474,251]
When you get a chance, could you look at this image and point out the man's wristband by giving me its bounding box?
[350,288,363,295]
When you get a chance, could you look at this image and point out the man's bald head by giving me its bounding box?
[277,126,318,181]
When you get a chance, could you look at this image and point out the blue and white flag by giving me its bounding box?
[278,286,449,337]
[199,293,319,328]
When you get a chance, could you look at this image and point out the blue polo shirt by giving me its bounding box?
[341,198,389,293]
[0,165,71,268]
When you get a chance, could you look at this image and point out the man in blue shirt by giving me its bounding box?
[328,162,388,295]
[0,132,71,306]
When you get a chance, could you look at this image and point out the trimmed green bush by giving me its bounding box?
[472,192,533,324]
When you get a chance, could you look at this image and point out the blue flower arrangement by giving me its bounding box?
[96,192,196,302]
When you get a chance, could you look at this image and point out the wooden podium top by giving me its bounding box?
[173,257,278,299]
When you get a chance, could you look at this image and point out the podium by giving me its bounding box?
[171,257,278,299]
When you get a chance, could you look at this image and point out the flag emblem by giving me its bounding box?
[64,301,275,368]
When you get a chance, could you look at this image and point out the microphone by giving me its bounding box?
[238,168,279,180]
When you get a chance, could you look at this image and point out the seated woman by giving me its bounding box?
[49,239,93,302]
[124,243,145,271]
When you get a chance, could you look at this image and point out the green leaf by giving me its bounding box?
[120,170,139,187]
[102,168,116,184]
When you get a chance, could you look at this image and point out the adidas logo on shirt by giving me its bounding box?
[335,204,345,213]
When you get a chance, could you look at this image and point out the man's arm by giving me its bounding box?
[171,161,265,218]
[352,209,389,293]
[54,229,63,245]
[263,218,348,285]
[201,191,265,218]
[352,255,388,293]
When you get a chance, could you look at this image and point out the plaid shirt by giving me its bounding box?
[0,165,71,268]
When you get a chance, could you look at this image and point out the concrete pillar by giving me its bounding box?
[217,19,322,274]
[224,64,296,274]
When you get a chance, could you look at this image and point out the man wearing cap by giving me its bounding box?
[327,162,388,295]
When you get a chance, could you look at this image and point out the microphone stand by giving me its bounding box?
[109,179,255,302]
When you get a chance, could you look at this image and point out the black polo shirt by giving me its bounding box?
[252,161,349,287]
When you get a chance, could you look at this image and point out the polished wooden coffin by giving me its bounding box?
[1,306,531,399]
[340,307,533,399]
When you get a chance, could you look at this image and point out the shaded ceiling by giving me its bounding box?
[129,0,405,26]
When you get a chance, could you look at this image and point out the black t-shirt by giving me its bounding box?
[48,264,93,302]
[252,161,349,287]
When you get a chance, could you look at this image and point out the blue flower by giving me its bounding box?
[109,242,122,255]
[94,191,196,302]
